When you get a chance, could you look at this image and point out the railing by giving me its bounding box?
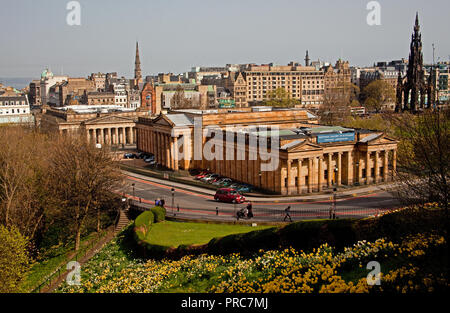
[30,225,114,293]
[127,199,396,222]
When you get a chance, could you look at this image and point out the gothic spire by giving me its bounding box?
[305,50,310,66]
[134,41,142,83]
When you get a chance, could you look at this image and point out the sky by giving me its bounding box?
[0,0,449,79]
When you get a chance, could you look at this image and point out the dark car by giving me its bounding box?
[214,188,246,204]
[123,153,137,159]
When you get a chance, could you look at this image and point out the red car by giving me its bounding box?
[214,188,246,203]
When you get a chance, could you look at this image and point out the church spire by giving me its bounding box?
[305,50,310,67]
[134,41,142,84]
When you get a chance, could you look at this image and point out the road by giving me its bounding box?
[123,175,401,222]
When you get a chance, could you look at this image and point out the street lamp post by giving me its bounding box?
[171,188,175,216]
[355,162,359,185]
[131,183,135,199]
[259,171,262,190]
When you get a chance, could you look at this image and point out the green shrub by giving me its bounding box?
[151,206,166,223]
[0,225,31,293]
[134,211,154,241]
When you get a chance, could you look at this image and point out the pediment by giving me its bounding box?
[282,140,322,152]
[153,115,174,127]
[83,115,135,125]
[361,134,397,145]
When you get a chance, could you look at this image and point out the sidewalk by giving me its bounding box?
[124,169,396,203]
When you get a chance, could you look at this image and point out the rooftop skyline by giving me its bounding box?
[1,0,449,78]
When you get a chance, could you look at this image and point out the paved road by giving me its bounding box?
[122,174,402,222]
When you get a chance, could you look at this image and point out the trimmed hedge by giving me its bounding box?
[134,211,154,241]
[151,206,166,223]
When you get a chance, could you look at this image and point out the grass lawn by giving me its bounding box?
[143,221,273,248]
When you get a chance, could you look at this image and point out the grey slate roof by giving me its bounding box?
[165,114,194,126]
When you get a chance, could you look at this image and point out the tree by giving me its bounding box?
[171,86,201,109]
[0,225,31,292]
[48,134,123,251]
[0,126,54,240]
[362,80,396,113]
[318,82,360,125]
[389,109,449,222]
[263,88,300,108]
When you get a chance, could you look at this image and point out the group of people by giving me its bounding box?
[237,201,254,220]
[155,198,165,207]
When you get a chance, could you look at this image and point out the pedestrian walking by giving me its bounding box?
[283,206,293,222]
[329,206,333,219]
[160,198,165,208]
[332,205,336,219]
[246,201,253,219]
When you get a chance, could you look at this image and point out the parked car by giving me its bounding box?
[201,174,219,183]
[237,184,254,193]
[138,152,153,159]
[144,156,155,163]
[123,153,137,159]
[214,188,246,203]
[213,178,232,186]
[195,171,211,180]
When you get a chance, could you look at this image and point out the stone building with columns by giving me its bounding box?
[39,105,151,146]
[136,108,397,195]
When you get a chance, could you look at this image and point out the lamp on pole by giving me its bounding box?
[171,188,175,216]
[131,183,135,199]
[355,162,359,185]
[258,171,262,190]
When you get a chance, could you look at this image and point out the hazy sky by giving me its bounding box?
[1,0,449,78]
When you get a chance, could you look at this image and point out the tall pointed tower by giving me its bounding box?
[398,13,429,112]
[134,41,143,84]
[305,50,310,67]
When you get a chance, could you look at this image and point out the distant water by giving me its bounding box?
[0,77,35,90]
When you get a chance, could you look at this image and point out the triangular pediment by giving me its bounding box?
[83,115,135,125]
[153,114,174,127]
[282,140,322,152]
[360,133,397,145]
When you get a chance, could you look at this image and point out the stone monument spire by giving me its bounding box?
[396,12,429,112]
[134,41,143,84]
[305,50,310,67]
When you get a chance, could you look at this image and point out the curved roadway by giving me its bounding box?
[123,173,401,222]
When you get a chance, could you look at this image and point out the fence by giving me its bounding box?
[128,200,395,222]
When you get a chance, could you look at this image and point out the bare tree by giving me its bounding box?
[48,134,123,251]
[0,126,54,240]
[389,109,449,219]
[318,82,359,125]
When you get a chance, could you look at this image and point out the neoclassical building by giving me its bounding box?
[39,105,151,146]
[136,108,398,195]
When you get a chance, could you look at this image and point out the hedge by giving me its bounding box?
[151,206,166,223]
[134,211,154,241]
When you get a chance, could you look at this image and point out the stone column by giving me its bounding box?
[327,153,332,187]
[308,158,313,193]
[374,151,379,183]
[297,159,302,194]
[130,127,135,144]
[318,157,323,192]
[173,136,179,170]
[166,134,170,168]
[383,150,389,182]
[337,152,342,186]
[366,151,371,185]
[347,151,353,185]
[392,150,397,178]
[287,159,292,195]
